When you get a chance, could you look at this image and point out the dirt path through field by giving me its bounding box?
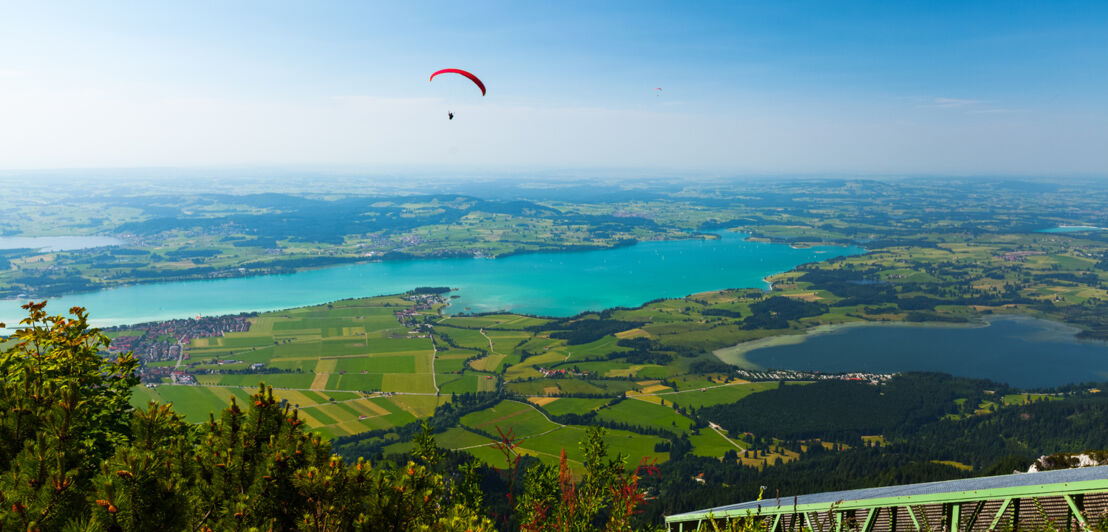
[708,422,746,452]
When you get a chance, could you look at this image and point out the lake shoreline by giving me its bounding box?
[713,314,1108,388]
[2,232,721,301]
[2,232,864,333]
[713,317,995,369]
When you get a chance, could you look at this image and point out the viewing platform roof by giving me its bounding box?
[666,465,1108,531]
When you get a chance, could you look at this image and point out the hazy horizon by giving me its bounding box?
[3,165,1107,184]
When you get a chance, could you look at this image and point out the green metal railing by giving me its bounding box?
[666,476,1108,531]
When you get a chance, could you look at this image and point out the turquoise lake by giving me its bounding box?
[740,316,1108,388]
[0,232,863,331]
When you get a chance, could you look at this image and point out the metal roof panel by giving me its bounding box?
[668,465,1108,521]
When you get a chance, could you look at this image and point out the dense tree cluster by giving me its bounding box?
[740,296,828,329]
[535,319,645,346]
[697,373,1002,441]
[609,337,673,365]
[410,286,453,295]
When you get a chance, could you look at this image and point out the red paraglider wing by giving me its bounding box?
[429,68,486,96]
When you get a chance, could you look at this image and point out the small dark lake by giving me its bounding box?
[738,316,1108,388]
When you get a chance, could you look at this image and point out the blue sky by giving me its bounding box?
[0,1,1105,175]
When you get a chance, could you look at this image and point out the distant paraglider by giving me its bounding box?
[655,87,663,96]
[430,68,486,95]
[430,68,485,120]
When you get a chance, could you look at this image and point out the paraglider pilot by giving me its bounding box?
[430,69,484,121]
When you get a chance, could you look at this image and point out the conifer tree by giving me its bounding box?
[0,302,138,530]
[87,402,192,531]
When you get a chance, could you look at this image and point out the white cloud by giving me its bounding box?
[967,107,1023,115]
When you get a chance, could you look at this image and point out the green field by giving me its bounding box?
[130,385,257,420]
[506,426,669,474]
[439,314,551,330]
[596,399,694,432]
[299,396,420,438]
[385,426,495,456]
[689,429,745,458]
[460,400,559,439]
[662,381,789,409]
[450,399,671,473]
[535,398,610,417]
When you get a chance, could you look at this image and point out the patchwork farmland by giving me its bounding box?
[121,287,832,466]
[129,293,494,439]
